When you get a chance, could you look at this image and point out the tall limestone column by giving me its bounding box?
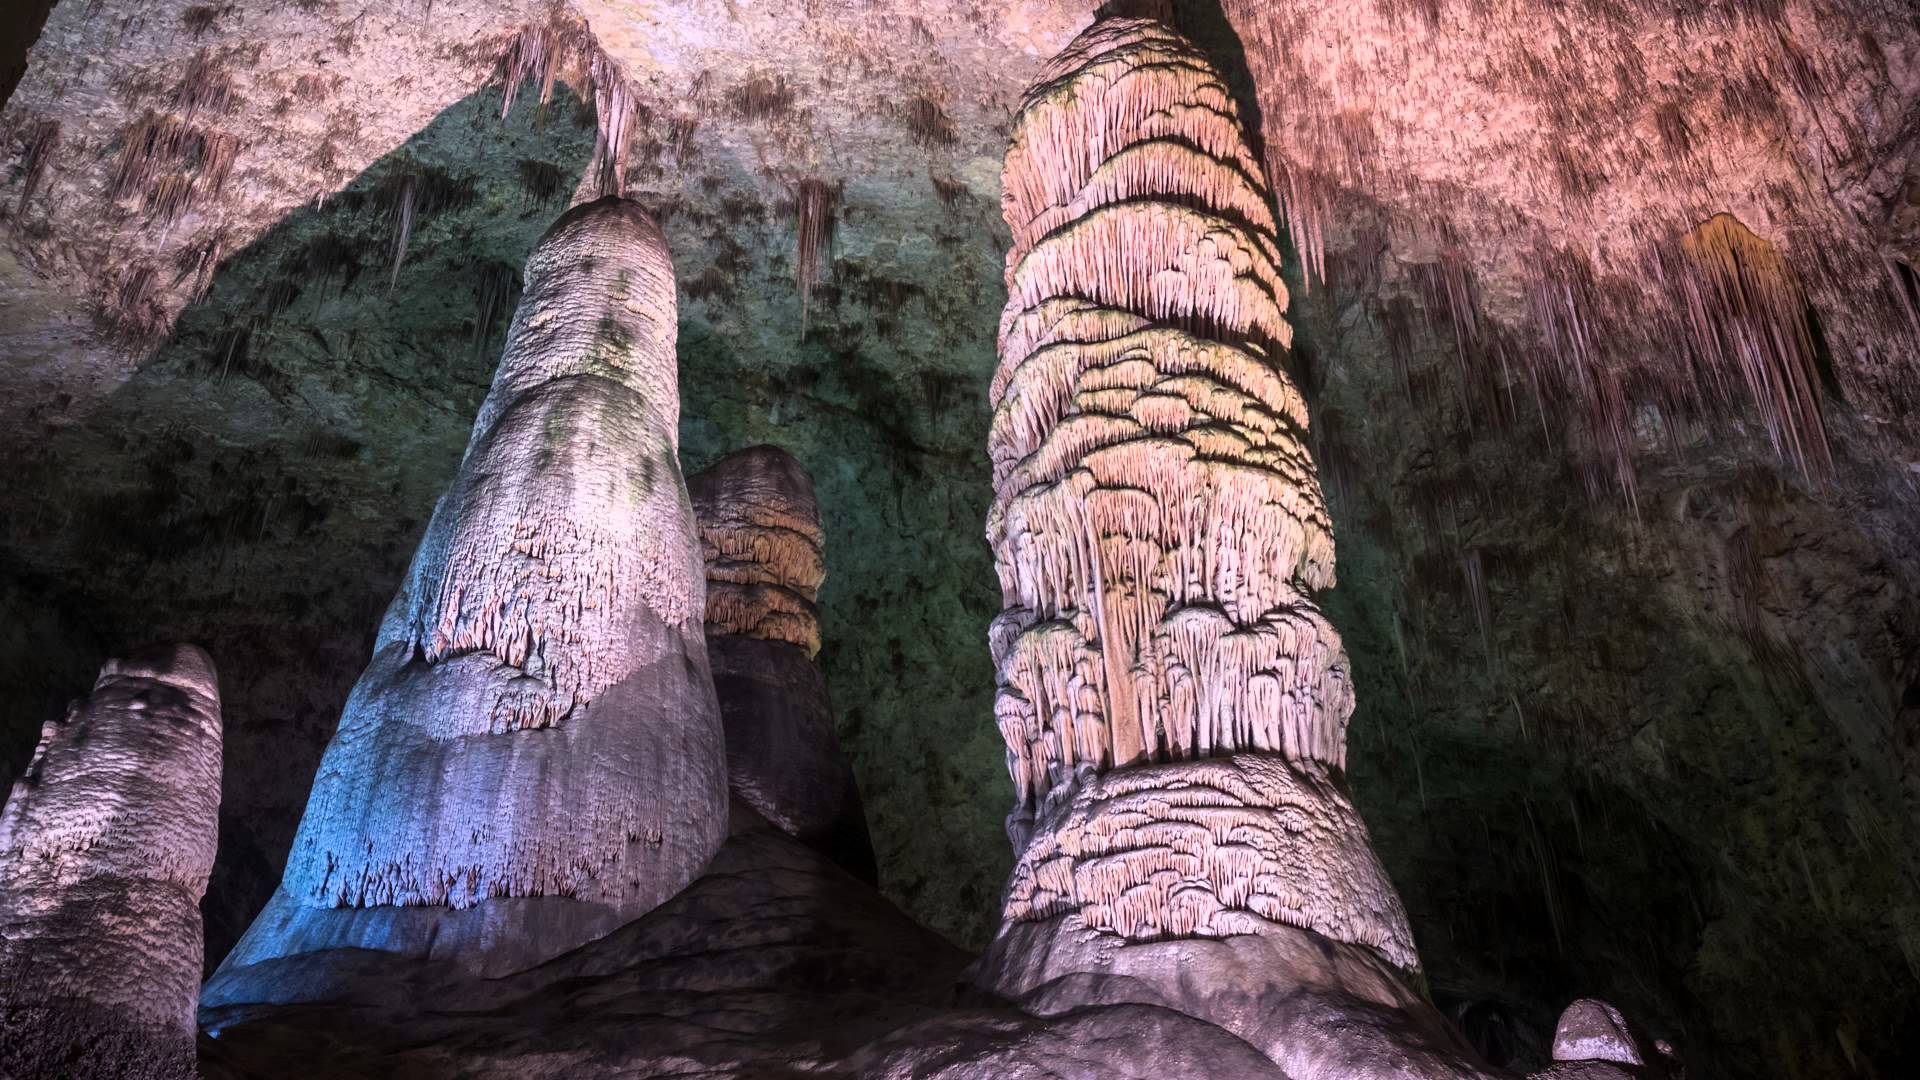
[0,645,222,1080]
[206,197,728,1003]
[689,444,877,883]
[976,18,1487,1077]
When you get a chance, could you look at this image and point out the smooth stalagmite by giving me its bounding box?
[0,645,222,1080]
[689,445,877,883]
[976,18,1487,1078]
[204,197,728,1003]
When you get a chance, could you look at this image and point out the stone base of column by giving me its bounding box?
[975,754,1490,1079]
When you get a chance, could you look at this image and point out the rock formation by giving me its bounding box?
[204,196,727,1002]
[690,444,877,882]
[977,17,1485,1077]
[1217,0,1919,503]
[0,644,222,1080]
[1530,999,1682,1080]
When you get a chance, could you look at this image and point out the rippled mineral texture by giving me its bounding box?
[691,444,878,881]
[0,644,222,1080]
[975,17,1491,1077]
[203,196,727,1002]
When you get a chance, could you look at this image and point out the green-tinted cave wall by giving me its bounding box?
[0,21,1914,1078]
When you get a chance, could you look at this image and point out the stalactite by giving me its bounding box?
[984,17,1415,973]
[108,111,241,229]
[1671,213,1830,478]
[496,18,641,201]
[386,172,416,292]
[14,118,58,211]
[590,53,638,199]
[790,178,838,328]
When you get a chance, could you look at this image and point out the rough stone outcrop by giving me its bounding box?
[204,197,726,1000]
[690,444,877,881]
[1527,998,1683,1079]
[0,644,221,1080]
[977,18,1485,1077]
[197,822,1298,1080]
[1219,0,1920,498]
[692,443,830,657]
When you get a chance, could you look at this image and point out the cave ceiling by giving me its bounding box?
[1,1,1917,1076]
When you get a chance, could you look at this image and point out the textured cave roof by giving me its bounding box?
[1,2,1918,1077]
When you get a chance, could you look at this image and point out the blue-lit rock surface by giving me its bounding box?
[204,197,727,999]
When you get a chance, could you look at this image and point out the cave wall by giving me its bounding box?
[0,2,1916,1077]
[1290,254,1920,1073]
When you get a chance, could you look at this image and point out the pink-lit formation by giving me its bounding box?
[985,15,1394,952]
[692,444,829,658]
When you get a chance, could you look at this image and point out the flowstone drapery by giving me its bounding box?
[0,645,222,1080]
[205,197,727,999]
[976,19,1483,1078]
[690,445,877,882]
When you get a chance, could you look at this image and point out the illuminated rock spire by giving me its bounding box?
[207,197,727,995]
[978,20,1478,1077]
[0,645,222,1079]
[690,445,877,882]
[986,15,1398,952]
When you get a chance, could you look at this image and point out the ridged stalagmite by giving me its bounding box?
[0,645,222,1080]
[976,19,1487,1078]
[204,197,727,1000]
[689,445,877,883]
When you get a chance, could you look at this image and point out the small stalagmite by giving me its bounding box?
[1529,998,1681,1078]
[977,18,1487,1078]
[689,444,877,883]
[0,645,222,1080]
[205,197,728,1002]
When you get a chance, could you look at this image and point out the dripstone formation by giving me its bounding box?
[205,196,728,1000]
[976,18,1484,1077]
[690,445,877,881]
[0,16,1691,1079]
[0,645,222,1080]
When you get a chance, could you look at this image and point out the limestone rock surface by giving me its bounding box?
[975,18,1478,1078]
[205,197,726,997]
[0,644,222,1080]
[691,444,877,881]
[199,821,1301,1080]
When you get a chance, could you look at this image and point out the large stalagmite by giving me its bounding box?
[689,445,877,882]
[0,645,222,1080]
[976,18,1485,1078]
[204,197,727,1001]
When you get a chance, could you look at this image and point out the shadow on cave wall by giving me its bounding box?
[0,0,57,110]
[1268,133,1920,1080]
